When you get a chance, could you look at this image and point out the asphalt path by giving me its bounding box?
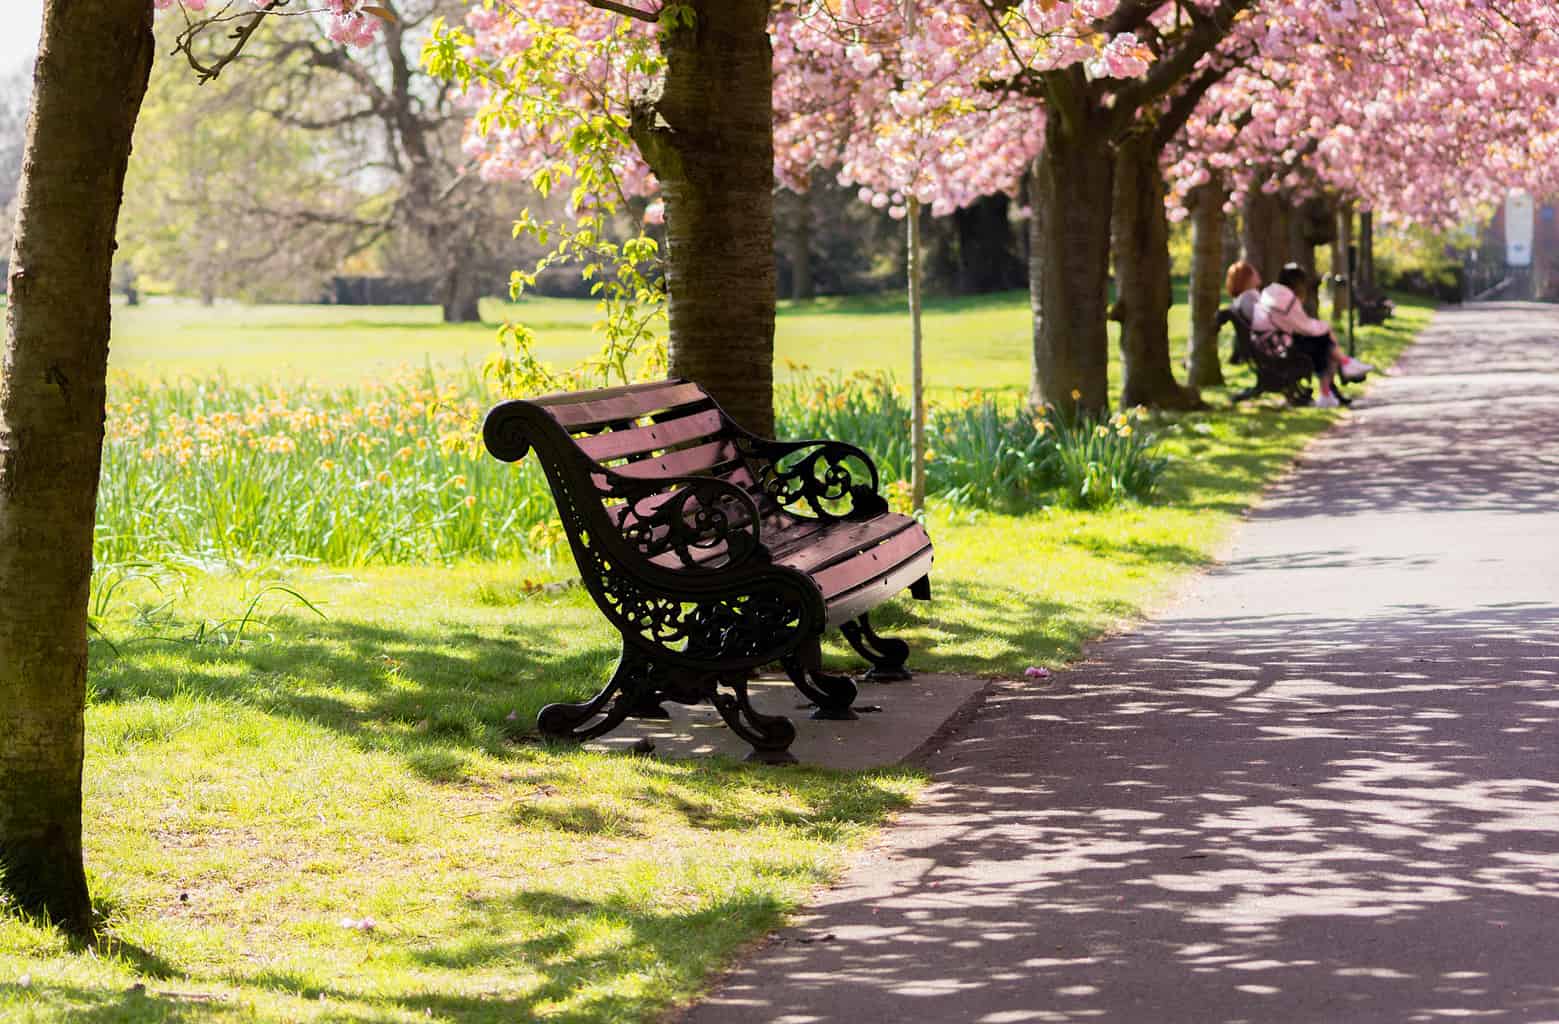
[680,303,1559,1024]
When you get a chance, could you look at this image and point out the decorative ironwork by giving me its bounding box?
[482,382,935,761]
[738,437,889,521]
[782,636,859,720]
[840,613,913,683]
[604,474,766,571]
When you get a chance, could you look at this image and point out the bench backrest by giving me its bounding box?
[483,379,779,574]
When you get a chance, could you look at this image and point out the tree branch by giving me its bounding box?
[584,0,661,23]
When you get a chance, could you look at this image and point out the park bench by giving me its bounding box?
[1355,286,1395,326]
[1219,304,1316,405]
[482,378,934,762]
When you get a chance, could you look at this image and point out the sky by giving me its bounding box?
[1,0,43,73]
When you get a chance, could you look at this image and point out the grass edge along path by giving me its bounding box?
[0,302,1432,1024]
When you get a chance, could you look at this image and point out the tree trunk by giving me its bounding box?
[1359,209,1376,292]
[953,193,1023,294]
[1242,188,1291,285]
[1110,129,1199,410]
[441,263,482,323]
[0,0,153,937]
[1331,200,1353,323]
[1221,208,1241,274]
[631,0,775,435]
[786,187,814,302]
[1028,110,1113,414]
[1186,182,1226,388]
[1289,208,1319,316]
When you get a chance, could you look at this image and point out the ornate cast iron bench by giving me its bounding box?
[482,379,934,762]
[1219,304,1313,405]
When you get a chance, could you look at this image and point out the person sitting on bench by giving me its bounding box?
[1229,261,1374,408]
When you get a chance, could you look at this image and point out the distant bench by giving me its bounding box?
[482,379,934,762]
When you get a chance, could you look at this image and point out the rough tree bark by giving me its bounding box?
[1186,181,1227,388]
[1221,207,1240,273]
[630,0,775,435]
[1111,128,1200,409]
[0,0,154,936]
[1023,1,1251,413]
[1242,188,1292,285]
[1028,99,1114,414]
[1331,200,1353,322]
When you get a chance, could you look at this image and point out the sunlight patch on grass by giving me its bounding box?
[5,295,1435,1023]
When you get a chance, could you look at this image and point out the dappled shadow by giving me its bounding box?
[684,603,1559,1023]
[679,303,1559,1023]
[1262,303,1559,519]
[89,599,620,781]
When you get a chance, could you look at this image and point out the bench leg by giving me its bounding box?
[712,673,798,764]
[840,613,912,683]
[783,637,859,721]
[530,651,639,738]
[536,646,655,743]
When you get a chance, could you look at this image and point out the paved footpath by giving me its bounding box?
[682,303,1559,1024]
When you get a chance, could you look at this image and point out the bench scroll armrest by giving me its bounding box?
[601,472,768,572]
[737,436,888,522]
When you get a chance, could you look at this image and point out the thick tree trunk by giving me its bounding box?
[1221,208,1240,273]
[1186,182,1226,388]
[1331,201,1353,323]
[1110,130,1199,410]
[953,194,1023,294]
[0,0,153,937]
[631,0,775,435]
[1289,209,1319,316]
[1242,188,1291,285]
[441,263,482,324]
[1028,111,1113,414]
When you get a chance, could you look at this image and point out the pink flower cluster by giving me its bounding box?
[447,0,1559,237]
[151,0,382,49]
[1168,0,1559,226]
[459,0,1151,220]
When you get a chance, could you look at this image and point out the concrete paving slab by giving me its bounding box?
[589,672,994,769]
[678,303,1559,1023]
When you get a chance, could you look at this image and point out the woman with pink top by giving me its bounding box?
[1251,264,1374,407]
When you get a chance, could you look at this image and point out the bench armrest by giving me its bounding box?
[737,436,888,522]
[599,470,769,572]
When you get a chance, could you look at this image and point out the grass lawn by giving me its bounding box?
[2,295,1433,1022]
[105,287,1188,400]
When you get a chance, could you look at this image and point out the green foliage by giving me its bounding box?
[425,13,668,397]
[1374,221,1479,290]
[96,366,564,568]
[777,373,1167,514]
[5,300,1437,1024]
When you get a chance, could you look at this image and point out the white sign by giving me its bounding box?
[1506,192,1535,268]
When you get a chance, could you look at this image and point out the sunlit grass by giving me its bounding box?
[3,292,1434,1023]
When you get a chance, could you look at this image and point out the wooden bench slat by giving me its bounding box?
[546,382,710,429]
[575,408,727,463]
[824,545,935,627]
[607,439,743,481]
[773,515,919,575]
[531,377,689,407]
[810,523,934,601]
[485,380,934,760]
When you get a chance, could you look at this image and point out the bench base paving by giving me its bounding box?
[588,671,993,769]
